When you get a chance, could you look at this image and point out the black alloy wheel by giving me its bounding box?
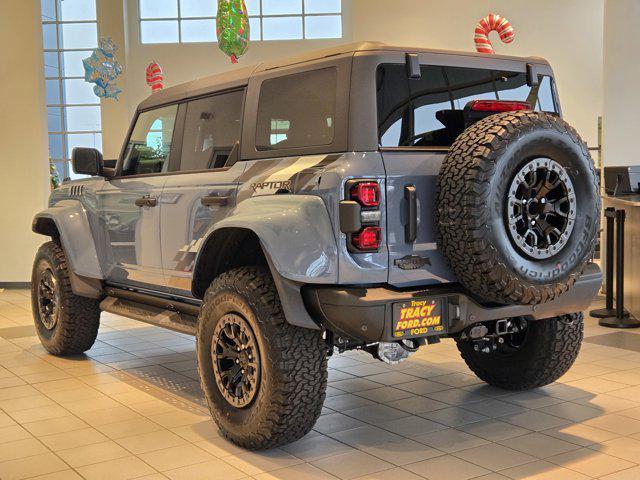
[506,157,576,260]
[211,313,261,408]
[37,267,60,330]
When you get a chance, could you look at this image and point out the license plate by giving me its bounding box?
[392,298,445,339]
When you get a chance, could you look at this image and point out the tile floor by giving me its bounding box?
[2,289,640,480]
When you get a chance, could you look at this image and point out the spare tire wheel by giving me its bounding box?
[436,111,600,305]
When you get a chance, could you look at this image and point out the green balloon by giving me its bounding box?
[216,0,250,64]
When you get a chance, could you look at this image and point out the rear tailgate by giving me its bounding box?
[382,150,456,287]
[377,61,559,288]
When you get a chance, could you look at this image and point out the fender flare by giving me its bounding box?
[210,195,338,284]
[196,195,338,329]
[32,200,103,298]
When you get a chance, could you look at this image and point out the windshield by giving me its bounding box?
[377,64,557,148]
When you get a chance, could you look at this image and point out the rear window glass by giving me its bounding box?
[256,68,337,151]
[377,64,557,148]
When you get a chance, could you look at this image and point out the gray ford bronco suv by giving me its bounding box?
[32,42,601,449]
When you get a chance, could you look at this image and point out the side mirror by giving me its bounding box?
[72,147,103,176]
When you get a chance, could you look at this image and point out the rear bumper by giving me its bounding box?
[302,263,602,343]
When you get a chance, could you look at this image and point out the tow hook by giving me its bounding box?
[462,318,528,354]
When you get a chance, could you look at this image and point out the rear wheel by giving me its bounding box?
[456,313,583,390]
[31,242,100,355]
[197,266,327,450]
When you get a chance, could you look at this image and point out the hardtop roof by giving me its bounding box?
[137,41,550,111]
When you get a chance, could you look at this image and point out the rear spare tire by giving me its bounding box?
[436,111,600,305]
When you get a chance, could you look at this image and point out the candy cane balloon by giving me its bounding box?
[146,61,164,93]
[474,13,515,54]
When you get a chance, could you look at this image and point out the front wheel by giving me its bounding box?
[456,313,583,390]
[31,242,101,355]
[197,266,327,450]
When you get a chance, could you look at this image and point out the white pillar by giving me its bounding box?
[97,0,131,160]
[602,0,640,167]
[0,0,51,284]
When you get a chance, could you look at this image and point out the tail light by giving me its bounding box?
[351,226,381,251]
[468,100,531,112]
[350,181,380,207]
[341,179,383,252]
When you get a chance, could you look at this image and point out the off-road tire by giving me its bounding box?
[436,111,600,305]
[31,241,100,355]
[197,266,327,450]
[457,313,583,390]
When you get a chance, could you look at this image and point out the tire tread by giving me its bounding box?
[457,313,583,390]
[31,241,100,355]
[197,266,327,450]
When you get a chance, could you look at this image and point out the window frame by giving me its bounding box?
[241,56,351,161]
[344,50,563,154]
[114,102,185,178]
[138,0,343,44]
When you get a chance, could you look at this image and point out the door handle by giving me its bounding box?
[404,185,417,243]
[201,195,229,207]
[135,196,157,207]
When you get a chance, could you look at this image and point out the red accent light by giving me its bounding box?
[469,100,531,112]
[352,226,382,251]
[350,182,380,207]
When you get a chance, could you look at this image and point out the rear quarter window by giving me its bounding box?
[255,67,337,151]
[377,64,557,148]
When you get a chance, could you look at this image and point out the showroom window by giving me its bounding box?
[139,0,342,43]
[41,0,102,180]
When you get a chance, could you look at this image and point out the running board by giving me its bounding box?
[100,294,199,336]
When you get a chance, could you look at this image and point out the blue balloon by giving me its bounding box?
[82,38,123,100]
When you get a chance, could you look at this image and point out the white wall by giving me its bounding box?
[602,0,639,166]
[97,0,132,161]
[0,0,51,283]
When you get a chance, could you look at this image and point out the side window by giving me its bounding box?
[122,104,178,176]
[180,90,244,171]
[256,68,336,151]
